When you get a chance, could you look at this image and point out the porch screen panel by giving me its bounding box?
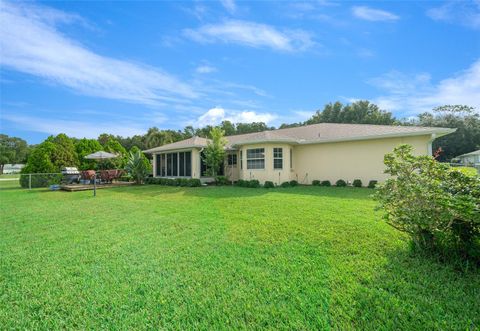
[156,154,161,176]
[167,153,172,176]
[179,152,185,176]
[172,153,178,176]
[161,154,166,176]
[185,152,192,176]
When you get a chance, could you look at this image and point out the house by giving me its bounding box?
[2,164,25,174]
[143,123,455,185]
[452,150,480,173]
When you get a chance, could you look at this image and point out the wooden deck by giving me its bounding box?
[61,181,134,191]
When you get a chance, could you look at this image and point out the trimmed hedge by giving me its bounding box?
[320,180,331,187]
[352,179,362,187]
[264,181,275,188]
[280,181,291,188]
[336,179,347,187]
[145,177,201,187]
[368,180,378,189]
[215,176,228,186]
[248,180,261,188]
[289,180,298,187]
[312,180,321,186]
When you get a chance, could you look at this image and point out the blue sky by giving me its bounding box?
[1,0,479,144]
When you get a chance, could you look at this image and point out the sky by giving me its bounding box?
[0,0,479,144]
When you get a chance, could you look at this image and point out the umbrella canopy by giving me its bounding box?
[84,151,118,160]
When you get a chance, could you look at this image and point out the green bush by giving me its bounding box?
[174,178,183,186]
[352,179,362,187]
[320,180,331,187]
[264,181,275,188]
[188,178,202,187]
[289,180,298,187]
[248,179,261,188]
[215,176,228,186]
[280,181,290,188]
[335,179,347,187]
[375,144,480,262]
[367,180,378,189]
[235,179,245,187]
[451,167,478,177]
[312,180,321,186]
[19,174,63,188]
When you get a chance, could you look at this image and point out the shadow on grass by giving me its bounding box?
[345,247,480,329]
[111,184,375,201]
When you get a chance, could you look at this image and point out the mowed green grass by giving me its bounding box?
[1,182,479,330]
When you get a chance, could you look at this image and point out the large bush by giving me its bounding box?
[125,150,150,184]
[375,144,480,261]
[335,179,347,187]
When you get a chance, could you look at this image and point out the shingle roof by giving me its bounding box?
[144,123,455,153]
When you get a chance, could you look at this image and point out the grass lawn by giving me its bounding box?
[1,182,479,329]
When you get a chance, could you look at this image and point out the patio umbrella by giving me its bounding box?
[84,151,118,196]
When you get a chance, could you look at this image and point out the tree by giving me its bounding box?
[130,146,151,174]
[45,134,78,169]
[415,105,480,161]
[220,120,236,136]
[203,127,227,177]
[103,137,127,169]
[0,134,29,174]
[75,138,103,170]
[306,101,397,125]
[125,150,150,184]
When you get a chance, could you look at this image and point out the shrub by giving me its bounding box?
[320,180,331,187]
[125,150,150,184]
[248,179,261,188]
[179,178,189,187]
[236,179,245,187]
[165,179,176,186]
[215,176,228,186]
[264,181,275,188]
[375,144,480,261]
[312,180,321,186]
[280,181,290,188]
[335,179,347,187]
[367,180,378,189]
[188,178,202,187]
[352,179,362,187]
[451,167,478,177]
[174,178,183,186]
[289,180,298,187]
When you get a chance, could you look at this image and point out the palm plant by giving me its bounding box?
[125,150,150,184]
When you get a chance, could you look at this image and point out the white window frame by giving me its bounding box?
[246,148,265,170]
[273,147,283,170]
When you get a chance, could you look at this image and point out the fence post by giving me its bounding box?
[29,174,32,190]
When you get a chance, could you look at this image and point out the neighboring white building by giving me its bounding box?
[453,150,480,173]
[3,164,25,174]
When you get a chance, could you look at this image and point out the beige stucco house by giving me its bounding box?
[144,123,455,185]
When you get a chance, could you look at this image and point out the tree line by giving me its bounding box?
[1,100,478,174]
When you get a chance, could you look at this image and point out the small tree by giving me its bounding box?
[375,144,480,260]
[0,134,29,174]
[203,127,227,177]
[125,150,150,184]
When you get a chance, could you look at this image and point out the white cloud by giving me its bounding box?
[352,6,399,22]
[427,0,480,30]
[0,1,197,106]
[220,0,236,14]
[196,65,217,74]
[366,59,480,116]
[184,20,314,52]
[2,113,146,138]
[196,107,277,127]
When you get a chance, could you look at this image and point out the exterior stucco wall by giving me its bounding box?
[238,143,293,185]
[292,135,431,185]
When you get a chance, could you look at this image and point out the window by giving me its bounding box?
[273,148,283,169]
[240,151,243,169]
[290,148,293,169]
[228,154,237,166]
[247,148,265,169]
